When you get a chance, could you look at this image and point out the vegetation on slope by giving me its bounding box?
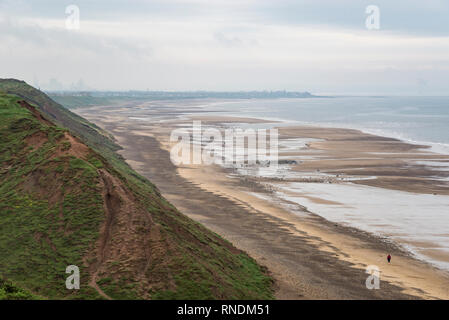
[0,79,150,192]
[0,82,274,300]
[0,79,119,154]
[0,278,38,300]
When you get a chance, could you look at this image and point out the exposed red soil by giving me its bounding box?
[84,168,176,299]
[24,131,47,150]
[56,132,90,159]
[21,132,91,205]
[18,100,54,126]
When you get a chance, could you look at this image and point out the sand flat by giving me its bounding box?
[75,102,449,299]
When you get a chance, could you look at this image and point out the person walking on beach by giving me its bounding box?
[387,254,391,263]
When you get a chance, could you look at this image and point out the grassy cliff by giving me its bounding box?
[0,80,273,300]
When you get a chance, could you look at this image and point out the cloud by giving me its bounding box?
[0,0,448,94]
[0,16,152,58]
[213,32,243,47]
[3,0,448,35]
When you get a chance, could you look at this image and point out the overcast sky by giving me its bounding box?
[1,0,448,94]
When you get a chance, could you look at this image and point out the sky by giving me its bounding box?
[0,0,448,95]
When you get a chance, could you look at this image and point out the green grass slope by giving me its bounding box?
[0,79,119,154]
[0,86,273,300]
[0,278,37,300]
[0,79,153,193]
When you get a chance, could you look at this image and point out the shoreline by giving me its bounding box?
[184,96,449,157]
[75,101,449,299]
[239,114,449,157]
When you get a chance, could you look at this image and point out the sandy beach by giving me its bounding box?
[75,100,449,299]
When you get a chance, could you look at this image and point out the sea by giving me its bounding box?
[189,96,449,270]
[203,96,449,155]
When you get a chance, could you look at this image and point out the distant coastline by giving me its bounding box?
[48,90,330,109]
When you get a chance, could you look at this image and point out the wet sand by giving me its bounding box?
[279,126,449,195]
[75,102,449,299]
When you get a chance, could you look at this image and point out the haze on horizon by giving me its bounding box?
[1,0,448,95]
